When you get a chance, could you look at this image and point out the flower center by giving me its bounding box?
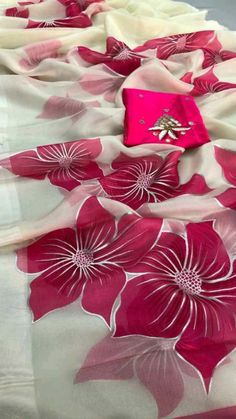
[72,250,94,268]
[136,173,153,189]
[175,35,187,52]
[114,47,132,61]
[214,53,223,64]
[175,269,202,295]
[59,156,73,169]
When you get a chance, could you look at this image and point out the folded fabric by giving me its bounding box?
[123,88,210,148]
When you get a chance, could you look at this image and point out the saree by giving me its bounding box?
[1,0,236,418]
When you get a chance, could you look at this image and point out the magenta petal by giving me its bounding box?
[215,146,236,186]
[5,6,29,18]
[0,150,49,180]
[81,267,126,325]
[17,228,76,274]
[76,197,115,243]
[38,96,86,119]
[136,349,185,418]
[176,330,236,392]
[29,271,82,321]
[176,174,211,196]
[114,274,190,338]
[216,188,236,210]
[98,214,162,268]
[185,221,231,280]
[78,46,110,65]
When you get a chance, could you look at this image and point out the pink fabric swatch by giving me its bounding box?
[123,88,210,148]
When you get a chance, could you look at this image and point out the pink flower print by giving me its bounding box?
[191,68,236,96]
[176,329,236,392]
[79,67,125,103]
[37,96,100,120]
[214,146,236,210]
[176,406,236,419]
[78,37,143,76]
[57,0,104,16]
[99,152,210,210]
[114,221,235,340]
[135,31,217,59]
[76,334,193,418]
[20,40,62,70]
[215,146,236,186]
[0,139,103,191]
[16,197,162,323]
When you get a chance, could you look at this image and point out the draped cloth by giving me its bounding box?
[1,0,236,418]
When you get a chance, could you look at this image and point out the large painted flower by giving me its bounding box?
[78,37,143,76]
[17,198,162,323]
[191,68,236,96]
[20,40,62,70]
[0,139,103,191]
[114,221,236,339]
[76,334,194,418]
[99,152,210,210]
[135,31,217,59]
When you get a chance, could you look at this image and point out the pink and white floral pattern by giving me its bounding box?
[0,139,103,191]
[135,31,217,59]
[114,222,235,340]
[79,66,125,102]
[78,37,144,76]
[16,197,162,323]
[99,152,211,209]
[20,40,62,70]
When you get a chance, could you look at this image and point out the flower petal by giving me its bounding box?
[17,228,76,274]
[216,188,236,210]
[136,348,185,417]
[215,146,236,186]
[76,197,116,250]
[114,274,190,338]
[82,267,126,325]
[29,270,83,321]
[176,329,236,392]
[97,213,162,268]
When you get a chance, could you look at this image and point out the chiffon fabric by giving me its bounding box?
[1,0,236,418]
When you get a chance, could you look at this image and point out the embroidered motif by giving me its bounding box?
[148,114,190,140]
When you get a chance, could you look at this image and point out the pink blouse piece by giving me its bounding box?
[123,88,210,148]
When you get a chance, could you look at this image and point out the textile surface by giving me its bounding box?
[1,0,236,418]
